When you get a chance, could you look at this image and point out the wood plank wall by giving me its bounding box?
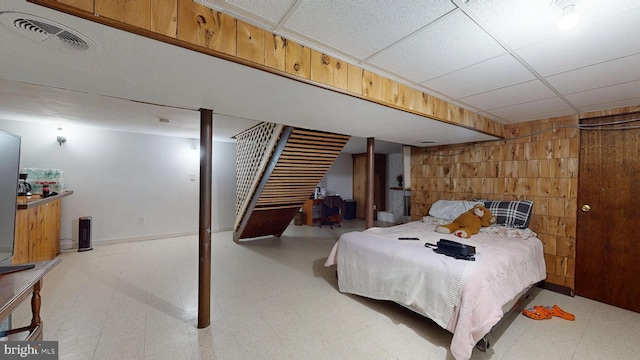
[410,115,580,289]
[32,0,503,138]
[410,105,640,291]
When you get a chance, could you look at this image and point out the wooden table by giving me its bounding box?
[0,259,60,341]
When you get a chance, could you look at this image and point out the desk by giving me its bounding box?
[0,259,60,341]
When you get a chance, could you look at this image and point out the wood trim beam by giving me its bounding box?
[365,137,375,229]
[198,108,213,329]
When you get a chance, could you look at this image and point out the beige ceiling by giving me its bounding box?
[1,0,639,151]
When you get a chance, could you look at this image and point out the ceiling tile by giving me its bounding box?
[487,97,573,120]
[516,5,640,76]
[422,54,536,99]
[282,0,455,60]
[367,10,506,82]
[460,80,557,110]
[466,0,557,49]
[564,79,640,107]
[546,53,640,94]
[577,97,640,114]
[506,108,577,124]
[468,0,640,50]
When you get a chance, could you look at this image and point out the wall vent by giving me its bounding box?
[0,11,94,51]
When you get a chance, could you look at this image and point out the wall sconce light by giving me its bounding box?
[56,127,67,146]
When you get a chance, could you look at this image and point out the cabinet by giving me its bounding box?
[13,191,72,264]
[352,153,387,219]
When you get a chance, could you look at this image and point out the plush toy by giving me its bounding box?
[435,204,495,238]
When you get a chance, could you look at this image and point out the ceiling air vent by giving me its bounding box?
[0,11,94,51]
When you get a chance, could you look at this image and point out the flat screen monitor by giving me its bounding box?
[0,130,21,267]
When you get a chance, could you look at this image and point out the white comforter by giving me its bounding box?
[324,221,546,360]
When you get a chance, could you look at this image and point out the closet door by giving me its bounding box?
[575,112,640,312]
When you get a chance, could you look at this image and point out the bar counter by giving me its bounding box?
[17,190,73,209]
[13,191,73,264]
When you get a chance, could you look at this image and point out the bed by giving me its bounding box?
[324,200,546,360]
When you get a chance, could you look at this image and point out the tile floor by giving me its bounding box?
[11,220,640,360]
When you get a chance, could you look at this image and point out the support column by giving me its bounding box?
[365,137,375,229]
[198,108,213,329]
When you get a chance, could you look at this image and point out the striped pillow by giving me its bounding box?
[482,200,533,229]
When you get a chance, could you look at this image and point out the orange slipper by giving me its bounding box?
[534,305,553,318]
[544,305,575,321]
[522,307,551,320]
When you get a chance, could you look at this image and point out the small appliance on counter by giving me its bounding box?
[20,167,65,195]
[18,173,31,196]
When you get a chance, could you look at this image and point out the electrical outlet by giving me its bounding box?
[190,174,196,181]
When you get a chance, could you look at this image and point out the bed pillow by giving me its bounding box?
[479,225,537,239]
[481,200,533,229]
[422,215,452,225]
[428,200,483,221]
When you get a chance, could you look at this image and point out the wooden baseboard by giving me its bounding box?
[537,281,574,297]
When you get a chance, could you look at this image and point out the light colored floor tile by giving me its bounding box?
[18,220,640,360]
[144,324,197,359]
[571,301,640,360]
[193,320,245,360]
[93,334,145,360]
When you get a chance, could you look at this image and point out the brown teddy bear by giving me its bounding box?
[435,204,495,238]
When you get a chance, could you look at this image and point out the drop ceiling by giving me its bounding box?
[201,0,640,122]
[1,0,639,150]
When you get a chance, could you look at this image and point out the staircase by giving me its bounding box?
[234,123,350,242]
